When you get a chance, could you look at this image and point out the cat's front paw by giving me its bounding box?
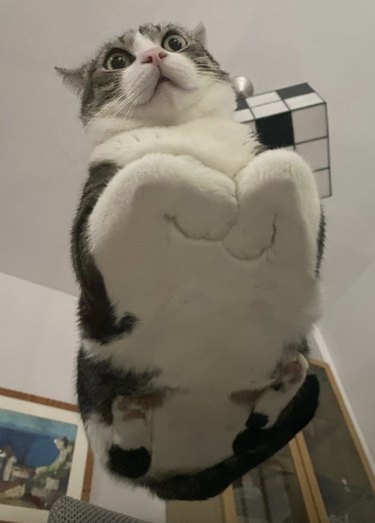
[173,188,238,241]
[223,149,310,260]
[166,155,238,240]
[223,212,276,259]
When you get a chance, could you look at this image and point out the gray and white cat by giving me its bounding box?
[57,22,324,499]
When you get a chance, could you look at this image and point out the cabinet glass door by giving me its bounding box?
[301,362,375,523]
[232,443,312,522]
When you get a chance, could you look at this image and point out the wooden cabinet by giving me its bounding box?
[167,361,375,523]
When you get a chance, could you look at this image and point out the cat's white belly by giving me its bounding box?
[90,215,317,381]
[150,386,248,474]
[89,226,317,471]
[86,150,320,472]
[92,226,308,380]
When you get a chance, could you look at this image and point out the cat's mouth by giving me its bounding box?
[156,75,174,89]
[153,72,195,95]
[150,74,179,100]
[142,68,197,106]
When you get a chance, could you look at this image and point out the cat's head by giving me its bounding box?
[56,23,236,136]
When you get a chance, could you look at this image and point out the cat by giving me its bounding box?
[57,22,324,499]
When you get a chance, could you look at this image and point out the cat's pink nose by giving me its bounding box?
[140,47,167,66]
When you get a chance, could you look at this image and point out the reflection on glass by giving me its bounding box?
[303,364,375,523]
[232,443,309,522]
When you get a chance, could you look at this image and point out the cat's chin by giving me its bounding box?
[85,82,237,143]
[149,75,195,102]
[130,83,193,123]
[151,78,180,100]
[141,81,236,124]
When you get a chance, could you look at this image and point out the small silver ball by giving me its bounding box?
[231,76,254,98]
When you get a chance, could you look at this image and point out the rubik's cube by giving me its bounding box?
[235,83,332,198]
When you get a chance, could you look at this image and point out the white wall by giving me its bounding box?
[0,272,77,400]
[0,272,165,522]
[0,0,374,511]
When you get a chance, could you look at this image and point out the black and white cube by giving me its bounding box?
[235,83,332,198]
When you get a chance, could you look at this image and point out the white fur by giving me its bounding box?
[112,397,152,450]
[255,353,309,427]
[85,413,113,466]
[84,139,321,474]
[81,42,321,475]
[86,83,238,146]
[89,117,255,176]
[132,33,158,54]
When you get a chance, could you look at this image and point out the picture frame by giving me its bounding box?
[0,387,93,523]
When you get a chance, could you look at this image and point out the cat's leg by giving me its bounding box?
[223,149,321,274]
[231,353,308,430]
[107,392,167,479]
[77,349,162,479]
[251,352,309,428]
[108,395,151,479]
[85,391,166,479]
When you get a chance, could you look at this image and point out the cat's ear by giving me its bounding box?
[55,65,87,95]
[192,22,207,46]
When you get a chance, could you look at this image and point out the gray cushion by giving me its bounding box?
[48,496,152,523]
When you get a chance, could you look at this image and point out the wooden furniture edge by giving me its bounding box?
[0,387,78,412]
[294,432,329,522]
[81,450,94,502]
[220,486,238,523]
[289,438,321,523]
[310,359,375,492]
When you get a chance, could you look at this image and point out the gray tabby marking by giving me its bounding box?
[57,23,229,125]
[71,162,137,343]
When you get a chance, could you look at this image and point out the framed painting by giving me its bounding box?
[0,387,93,523]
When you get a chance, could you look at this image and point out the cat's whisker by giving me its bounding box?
[96,92,129,119]
[89,88,137,122]
[194,72,231,86]
[75,91,137,143]
[123,96,140,120]
[109,87,140,120]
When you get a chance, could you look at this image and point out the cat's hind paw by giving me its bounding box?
[252,355,308,428]
[108,444,151,478]
[233,374,320,456]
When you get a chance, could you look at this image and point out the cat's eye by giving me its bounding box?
[104,50,129,70]
[162,34,187,52]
